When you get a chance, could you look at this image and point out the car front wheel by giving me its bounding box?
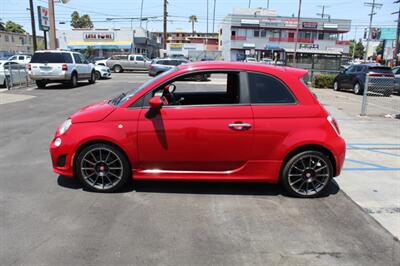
[353,82,363,95]
[281,150,333,198]
[95,71,101,80]
[75,143,131,192]
[88,71,96,84]
[113,65,123,73]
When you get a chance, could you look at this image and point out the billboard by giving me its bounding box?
[37,6,50,31]
[380,28,396,40]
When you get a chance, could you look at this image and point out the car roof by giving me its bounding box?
[177,61,307,78]
[34,50,72,53]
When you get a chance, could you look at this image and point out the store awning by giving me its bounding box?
[67,41,132,50]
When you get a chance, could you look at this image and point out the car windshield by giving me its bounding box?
[109,67,177,106]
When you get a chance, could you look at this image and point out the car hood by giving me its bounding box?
[70,100,116,123]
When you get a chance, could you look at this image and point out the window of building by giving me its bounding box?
[318,32,324,40]
[261,30,266,37]
[11,36,15,42]
[231,30,236,36]
[248,73,296,104]
[254,30,259,37]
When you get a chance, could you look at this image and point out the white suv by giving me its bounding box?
[28,50,95,88]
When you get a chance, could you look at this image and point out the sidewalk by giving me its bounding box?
[312,88,400,239]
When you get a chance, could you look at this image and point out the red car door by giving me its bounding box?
[137,105,253,171]
[137,72,253,172]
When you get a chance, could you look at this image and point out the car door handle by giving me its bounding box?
[228,122,252,131]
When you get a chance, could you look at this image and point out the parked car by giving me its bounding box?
[392,66,400,94]
[8,54,31,65]
[244,57,257,63]
[333,64,395,96]
[49,62,346,198]
[106,54,151,73]
[149,58,189,76]
[95,58,109,66]
[0,60,28,87]
[28,50,96,88]
[94,65,111,79]
[260,58,274,64]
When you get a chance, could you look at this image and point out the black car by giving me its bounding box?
[333,64,395,96]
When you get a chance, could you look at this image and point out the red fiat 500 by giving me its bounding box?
[50,62,345,198]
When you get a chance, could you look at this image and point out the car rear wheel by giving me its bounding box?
[95,71,101,80]
[36,80,46,89]
[353,82,362,95]
[113,65,123,73]
[69,73,78,88]
[382,89,392,97]
[88,71,96,84]
[75,143,131,193]
[281,150,333,198]
[333,81,340,91]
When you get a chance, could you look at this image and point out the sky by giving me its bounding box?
[0,0,398,40]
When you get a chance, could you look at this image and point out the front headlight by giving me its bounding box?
[58,119,72,135]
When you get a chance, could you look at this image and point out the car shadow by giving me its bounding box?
[35,82,92,90]
[57,175,340,197]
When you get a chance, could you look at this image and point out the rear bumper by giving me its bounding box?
[29,73,71,81]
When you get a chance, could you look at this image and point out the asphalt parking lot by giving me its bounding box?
[0,73,399,266]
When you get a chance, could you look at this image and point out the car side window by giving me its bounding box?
[136,56,144,61]
[248,73,296,104]
[147,72,241,106]
[346,66,355,73]
[19,56,24,60]
[79,54,88,64]
[73,54,82,64]
[63,53,73,63]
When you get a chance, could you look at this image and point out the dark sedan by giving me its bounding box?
[148,58,189,77]
[333,64,395,96]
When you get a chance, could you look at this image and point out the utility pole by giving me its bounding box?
[293,0,302,65]
[28,0,37,51]
[212,0,216,33]
[163,0,168,51]
[48,0,57,49]
[140,0,144,27]
[267,0,270,9]
[363,0,383,61]
[393,0,400,65]
[248,0,251,8]
[206,0,209,46]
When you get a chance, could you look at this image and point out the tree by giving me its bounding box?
[70,11,93,29]
[5,21,25,33]
[83,46,95,59]
[375,42,383,55]
[189,15,197,35]
[349,39,365,59]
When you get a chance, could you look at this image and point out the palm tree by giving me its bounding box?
[189,15,197,35]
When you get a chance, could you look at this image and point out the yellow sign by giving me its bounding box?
[170,43,183,49]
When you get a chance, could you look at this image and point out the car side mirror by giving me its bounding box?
[149,96,163,109]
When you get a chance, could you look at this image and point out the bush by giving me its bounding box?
[313,74,336,89]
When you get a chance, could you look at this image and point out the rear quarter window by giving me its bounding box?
[248,72,296,104]
[31,52,66,63]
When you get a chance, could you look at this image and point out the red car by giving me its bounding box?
[50,62,345,198]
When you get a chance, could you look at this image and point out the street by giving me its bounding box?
[0,73,399,266]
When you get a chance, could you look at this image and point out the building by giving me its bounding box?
[0,31,45,57]
[154,30,220,59]
[219,7,351,68]
[57,27,160,58]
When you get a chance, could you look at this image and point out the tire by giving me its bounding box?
[69,73,78,88]
[353,82,363,95]
[333,81,340,91]
[382,89,392,97]
[280,150,333,198]
[36,80,46,89]
[113,65,123,73]
[88,71,96,84]
[75,143,131,193]
[95,71,101,80]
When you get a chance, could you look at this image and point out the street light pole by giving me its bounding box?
[293,0,302,65]
[48,0,57,49]
[140,0,144,27]
[28,0,37,51]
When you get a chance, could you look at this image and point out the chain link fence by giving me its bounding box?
[360,74,399,117]
[2,63,33,90]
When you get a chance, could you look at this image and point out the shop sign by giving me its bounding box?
[83,32,114,41]
[380,28,396,40]
[323,23,338,29]
[265,44,281,50]
[241,19,260,25]
[284,18,298,27]
[37,6,50,31]
[243,43,255,48]
[262,18,283,25]
[299,44,319,49]
[302,22,318,29]
[170,43,183,50]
